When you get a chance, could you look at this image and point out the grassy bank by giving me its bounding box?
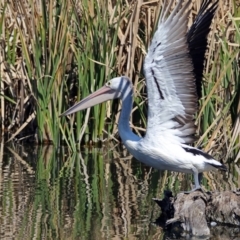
[0,0,239,161]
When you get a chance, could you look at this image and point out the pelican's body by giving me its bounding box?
[61,0,226,191]
[124,130,217,175]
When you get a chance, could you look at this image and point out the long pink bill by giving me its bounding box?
[60,85,119,116]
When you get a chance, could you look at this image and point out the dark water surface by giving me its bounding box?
[0,144,239,239]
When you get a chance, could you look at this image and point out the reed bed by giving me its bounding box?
[0,0,239,161]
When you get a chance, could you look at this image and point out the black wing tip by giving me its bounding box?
[219,164,228,171]
[208,162,227,171]
[183,146,227,171]
[187,0,219,99]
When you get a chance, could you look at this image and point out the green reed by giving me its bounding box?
[1,0,121,147]
[66,0,121,144]
[195,3,240,162]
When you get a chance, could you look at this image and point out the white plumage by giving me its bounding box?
[61,0,226,191]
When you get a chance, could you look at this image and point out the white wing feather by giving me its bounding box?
[144,0,197,143]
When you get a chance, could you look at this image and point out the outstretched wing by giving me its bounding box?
[143,0,218,144]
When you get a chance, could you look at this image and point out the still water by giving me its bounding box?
[0,144,239,239]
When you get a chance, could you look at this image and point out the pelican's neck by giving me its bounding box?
[118,86,140,143]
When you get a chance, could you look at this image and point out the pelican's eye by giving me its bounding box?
[106,81,111,87]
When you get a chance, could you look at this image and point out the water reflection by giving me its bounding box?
[0,144,239,239]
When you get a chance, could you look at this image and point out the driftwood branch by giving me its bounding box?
[154,190,240,237]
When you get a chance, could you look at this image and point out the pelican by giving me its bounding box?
[61,0,227,191]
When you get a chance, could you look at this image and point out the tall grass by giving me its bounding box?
[195,1,240,163]
[0,0,239,161]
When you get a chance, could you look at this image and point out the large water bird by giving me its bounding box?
[61,0,227,191]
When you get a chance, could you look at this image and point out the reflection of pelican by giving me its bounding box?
[61,0,226,191]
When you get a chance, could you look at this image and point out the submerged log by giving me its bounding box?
[154,190,240,237]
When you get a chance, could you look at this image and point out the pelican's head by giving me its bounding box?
[60,76,132,116]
